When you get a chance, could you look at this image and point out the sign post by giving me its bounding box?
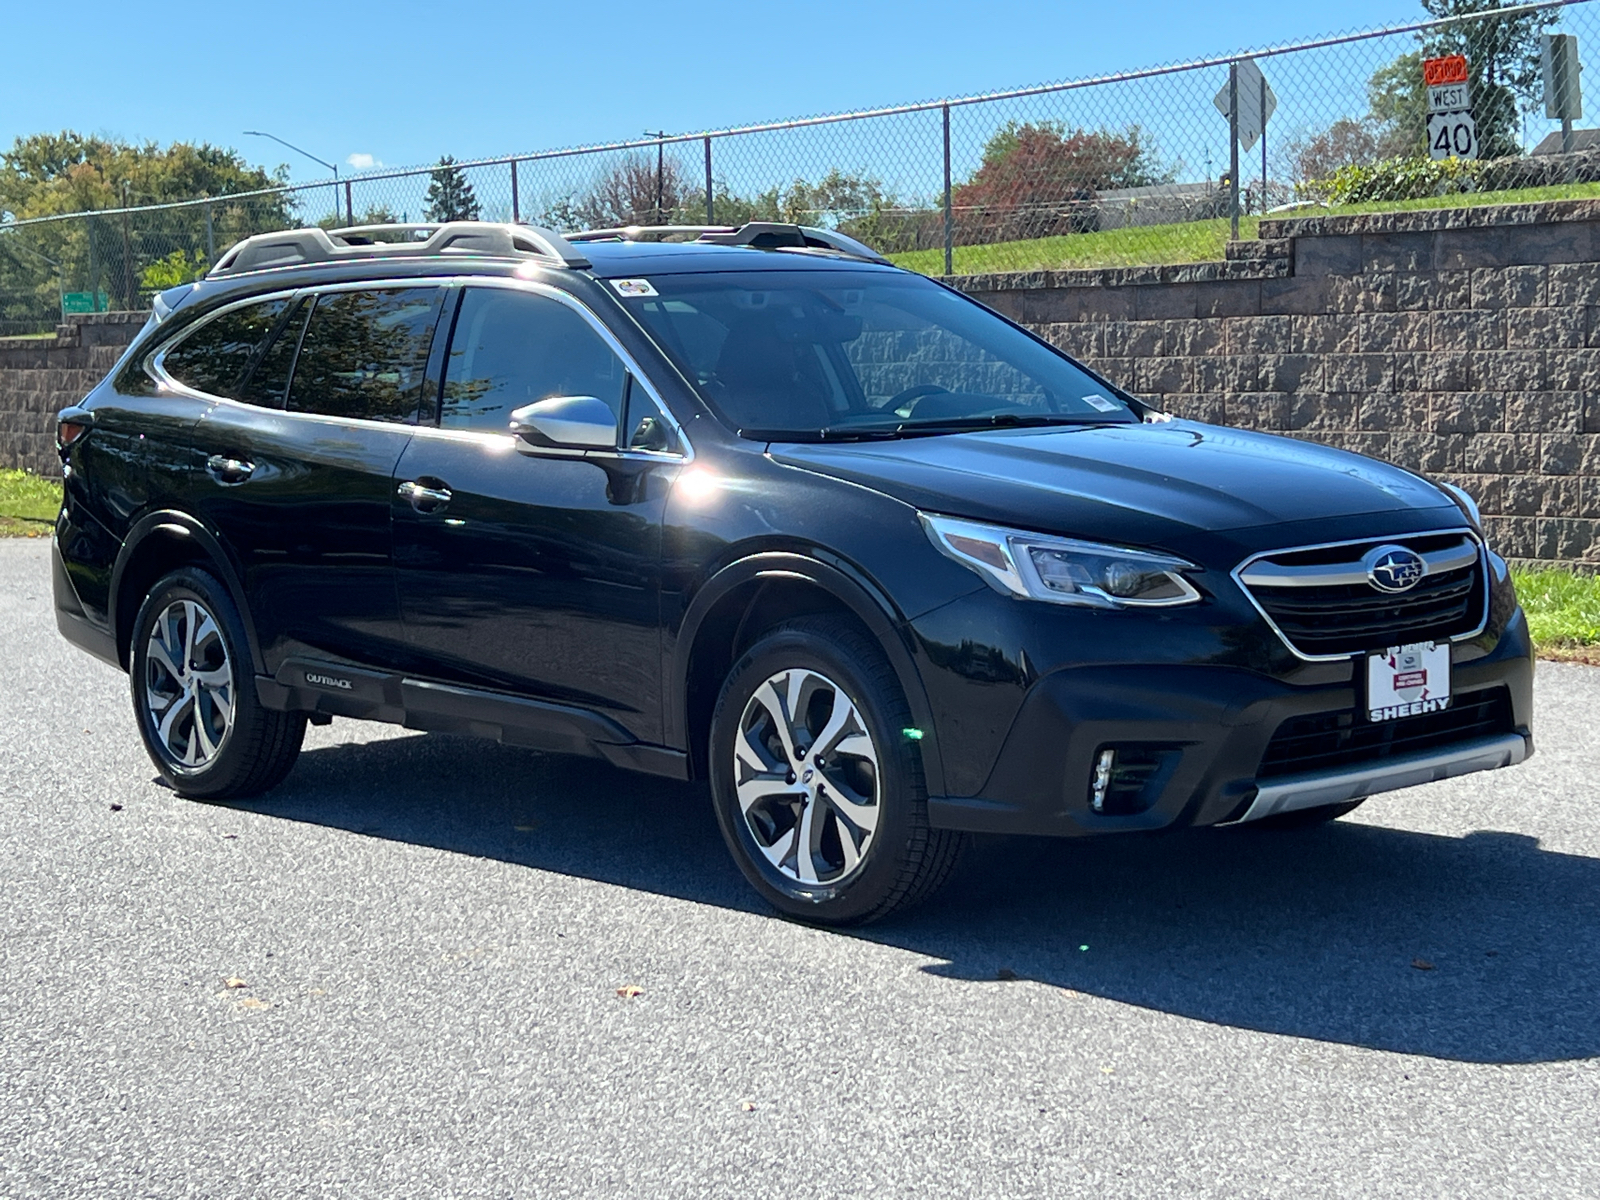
[1214,58,1277,235]
[1423,54,1479,161]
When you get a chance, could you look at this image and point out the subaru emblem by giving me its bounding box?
[1365,545,1426,593]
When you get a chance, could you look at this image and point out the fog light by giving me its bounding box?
[1086,744,1184,816]
[1091,749,1116,812]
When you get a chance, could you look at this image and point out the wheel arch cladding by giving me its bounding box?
[676,553,945,795]
[112,513,261,673]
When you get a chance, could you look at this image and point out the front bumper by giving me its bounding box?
[921,601,1535,838]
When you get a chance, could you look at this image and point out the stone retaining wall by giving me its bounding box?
[0,313,144,478]
[956,199,1600,568]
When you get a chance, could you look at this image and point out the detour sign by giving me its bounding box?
[1424,55,1470,86]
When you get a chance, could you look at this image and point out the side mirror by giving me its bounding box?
[509,396,618,451]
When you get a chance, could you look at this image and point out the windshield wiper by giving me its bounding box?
[888,413,1126,437]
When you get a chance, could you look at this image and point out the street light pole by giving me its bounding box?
[242,130,344,223]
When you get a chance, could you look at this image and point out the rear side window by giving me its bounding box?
[160,299,291,397]
[237,299,309,409]
[439,288,629,434]
[287,288,442,423]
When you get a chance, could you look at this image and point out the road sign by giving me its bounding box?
[1428,82,1471,113]
[61,292,98,314]
[1428,111,1480,160]
[1424,55,1469,86]
[1543,34,1583,121]
[1213,58,1277,152]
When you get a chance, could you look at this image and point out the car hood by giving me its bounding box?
[770,420,1460,552]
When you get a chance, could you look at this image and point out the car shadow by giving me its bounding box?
[226,732,1600,1066]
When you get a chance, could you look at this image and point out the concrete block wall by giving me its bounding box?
[0,313,144,478]
[957,199,1600,568]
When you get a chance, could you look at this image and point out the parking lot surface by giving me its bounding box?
[3,538,1599,1198]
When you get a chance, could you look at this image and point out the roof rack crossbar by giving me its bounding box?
[566,221,891,265]
[208,221,591,277]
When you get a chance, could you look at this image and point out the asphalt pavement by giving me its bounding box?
[3,537,1598,1199]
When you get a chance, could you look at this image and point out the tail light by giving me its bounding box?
[56,406,93,473]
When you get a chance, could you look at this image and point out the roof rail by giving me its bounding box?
[208,221,591,277]
[568,222,891,265]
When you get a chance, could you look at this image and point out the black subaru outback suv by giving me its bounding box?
[52,220,1533,924]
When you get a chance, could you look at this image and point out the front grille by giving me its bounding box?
[1238,532,1486,657]
[1256,688,1513,780]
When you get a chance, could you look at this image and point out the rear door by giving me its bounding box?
[391,282,682,744]
[187,284,445,673]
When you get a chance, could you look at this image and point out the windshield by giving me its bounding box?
[615,269,1138,440]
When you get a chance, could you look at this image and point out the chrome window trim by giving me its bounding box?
[1231,526,1489,663]
[144,274,692,461]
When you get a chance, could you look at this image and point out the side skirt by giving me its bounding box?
[255,658,689,781]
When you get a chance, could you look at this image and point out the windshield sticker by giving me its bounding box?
[610,278,659,298]
[1082,393,1120,412]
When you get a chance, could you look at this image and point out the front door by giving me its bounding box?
[392,284,680,744]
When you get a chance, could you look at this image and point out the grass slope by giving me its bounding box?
[892,181,1600,276]
[0,469,59,537]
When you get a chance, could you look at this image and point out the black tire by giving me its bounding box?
[709,615,965,926]
[129,568,305,800]
[1252,799,1365,830]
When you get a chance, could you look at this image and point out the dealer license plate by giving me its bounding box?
[1366,642,1451,722]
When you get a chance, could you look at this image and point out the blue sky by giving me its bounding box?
[2,0,1426,185]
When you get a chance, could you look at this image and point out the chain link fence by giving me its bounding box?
[4,0,1599,334]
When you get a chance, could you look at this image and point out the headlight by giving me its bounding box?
[920,514,1202,608]
[1439,481,1481,529]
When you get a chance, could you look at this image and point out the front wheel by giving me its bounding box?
[129,568,305,800]
[709,616,964,925]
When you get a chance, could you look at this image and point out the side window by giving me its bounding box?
[287,288,442,423]
[160,298,291,398]
[440,288,629,435]
[625,383,678,453]
[237,299,309,409]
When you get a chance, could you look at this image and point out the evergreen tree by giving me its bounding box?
[424,156,481,222]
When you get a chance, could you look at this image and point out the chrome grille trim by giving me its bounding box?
[1232,526,1488,662]
[1237,535,1479,589]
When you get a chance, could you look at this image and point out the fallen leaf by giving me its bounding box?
[740,1101,756,1112]
[218,833,238,840]
[1411,958,1436,971]
[109,804,123,812]
[995,968,1018,981]
[307,988,327,996]
[616,984,644,999]
[236,997,270,1011]
[223,976,248,989]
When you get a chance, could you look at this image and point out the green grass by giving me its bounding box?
[1511,568,1600,651]
[0,469,60,537]
[891,180,1600,276]
[3,471,1594,653]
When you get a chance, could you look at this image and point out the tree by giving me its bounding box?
[1421,0,1557,158]
[0,132,291,316]
[424,156,481,223]
[952,123,1175,242]
[1367,51,1430,159]
[1288,118,1382,184]
[568,151,691,228]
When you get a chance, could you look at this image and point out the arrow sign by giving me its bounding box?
[1214,58,1277,152]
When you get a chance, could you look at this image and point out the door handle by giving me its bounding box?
[206,454,255,484]
[398,479,453,513]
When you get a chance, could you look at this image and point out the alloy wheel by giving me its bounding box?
[143,599,235,768]
[733,667,881,887]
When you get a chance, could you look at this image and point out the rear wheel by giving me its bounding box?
[709,616,964,925]
[129,568,305,800]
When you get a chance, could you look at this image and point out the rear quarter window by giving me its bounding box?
[159,299,292,398]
